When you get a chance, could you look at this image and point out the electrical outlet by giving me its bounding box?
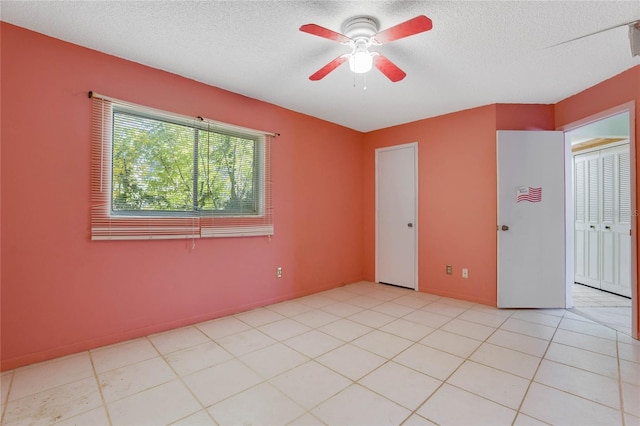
[446,265,452,275]
[462,268,469,278]
[276,267,282,278]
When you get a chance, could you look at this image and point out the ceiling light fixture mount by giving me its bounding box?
[342,16,379,74]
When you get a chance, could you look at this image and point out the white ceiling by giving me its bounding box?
[2,1,639,132]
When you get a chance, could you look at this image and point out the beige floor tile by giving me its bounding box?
[619,341,640,364]
[553,329,618,357]
[402,413,439,425]
[107,380,201,426]
[447,361,529,409]
[320,287,358,302]
[621,359,640,385]
[522,382,622,425]
[258,318,311,341]
[420,301,468,317]
[347,295,385,309]
[470,343,541,379]
[265,300,312,317]
[284,330,343,358]
[511,311,562,327]
[394,343,464,381]
[292,309,340,328]
[312,384,410,426]
[90,337,159,374]
[512,412,549,425]
[380,318,435,341]
[625,412,640,426]
[371,301,416,317]
[359,361,441,410]
[392,295,431,309]
[269,361,351,410]
[297,294,336,309]
[403,310,452,329]
[195,316,251,340]
[544,342,619,379]
[208,382,304,425]
[487,329,549,357]
[215,328,276,357]
[417,384,516,426]
[287,412,325,425]
[457,310,507,328]
[99,356,176,402]
[534,359,620,409]
[318,318,373,342]
[239,343,308,379]
[234,307,285,327]
[316,344,386,381]
[164,341,233,377]
[182,359,262,406]
[558,317,618,341]
[170,410,216,425]
[348,309,396,328]
[54,406,110,426]
[499,318,556,340]
[148,325,209,355]
[3,377,102,426]
[1,371,14,412]
[9,353,94,401]
[623,381,640,417]
[352,330,413,358]
[320,301,364,317]
[419,330,482,358]
[440,318,496,341]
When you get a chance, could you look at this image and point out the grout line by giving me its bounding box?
[617,333,627,426]
[0,370,15,425]
[510,309,563,425]
[88,350,114,426]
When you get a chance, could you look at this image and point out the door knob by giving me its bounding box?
[407,223,413,228]
[590,225,596,229]
[605,225,611,230]
[501,225,509,231]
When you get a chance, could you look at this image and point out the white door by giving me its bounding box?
[574,152,601,288]
[600,144,632,297]
[376,143,418,289]
[497,131,567,308]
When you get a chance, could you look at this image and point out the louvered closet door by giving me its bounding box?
[600,144,631,297]
[574,152,601,288]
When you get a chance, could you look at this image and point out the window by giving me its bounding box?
[90,93,274,240]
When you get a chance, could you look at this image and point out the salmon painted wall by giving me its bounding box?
[555,65,640,337]
[363,104,555,306]
[0,23,364,370]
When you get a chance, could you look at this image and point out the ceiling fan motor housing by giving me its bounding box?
[342,16,379,42]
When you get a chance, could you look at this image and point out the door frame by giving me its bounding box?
[375,142,419,290]
[558,101,637,339]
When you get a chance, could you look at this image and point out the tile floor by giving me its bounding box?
[571,283,633,336]
[1,281,639,426]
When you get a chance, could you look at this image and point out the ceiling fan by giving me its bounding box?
[551,19,640,57]
[299,15,433,82]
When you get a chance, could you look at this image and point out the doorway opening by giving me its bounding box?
[564,107,636,338]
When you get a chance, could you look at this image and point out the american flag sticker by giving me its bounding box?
[517,186,542,203]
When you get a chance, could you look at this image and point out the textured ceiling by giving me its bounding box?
[2,1,639,132]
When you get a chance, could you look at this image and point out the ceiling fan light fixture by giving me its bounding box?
[349,47,373,73]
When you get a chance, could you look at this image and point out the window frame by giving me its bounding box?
[110,105,265,218]
[90,93,274,240]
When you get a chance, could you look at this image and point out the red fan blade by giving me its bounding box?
[373,54,406,82]
[300,24,352,43]
[373,15,433,44]
[309,55,348,80]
